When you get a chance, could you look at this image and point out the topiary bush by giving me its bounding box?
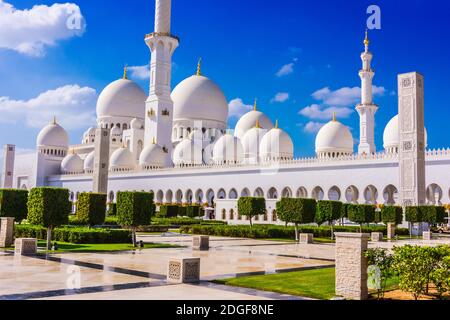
[381,206,404,226]
[316,200,342,238]
[420,206,446,227]
[185,205,204,218]
[237,197,266,227]
[405,206,422,223]
[117,191,154,246]
[15,224,131,244]
[76,193,107,226]
[277,198,317,241]
[159,205,179,218]
[107,203,117,216]
[347,204,376,232]
[0,189,28,223]
[27,187,71,249]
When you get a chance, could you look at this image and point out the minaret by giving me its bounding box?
[144,0,179,156]
[356,30,379,155]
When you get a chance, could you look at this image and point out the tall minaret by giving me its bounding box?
[144,0,179,155]
[356,30,379,155]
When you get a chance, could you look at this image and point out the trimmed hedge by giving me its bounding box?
[347,204,376,225]
[405,207,422,223]
[186,205,204,218]
[76,193,107,226]
[421,206,447,225]
[15,224,131,244]
[238,197,266,225]
[277,198,316,225]
[316,200,342,226]
[0,189,28,222]
[117,191,154,227]
[180,224,410,239]
[159,205,179,218]
[107,203,117,216]
[341,203,350,219]
[382,206,404,225]
[151,217,226,226]
[27,187,70,228]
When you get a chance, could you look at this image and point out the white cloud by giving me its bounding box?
[128,64,150,80]
[299,104,353,120]
[0,85,97,129]
[299,85,386,121]
[312,86,386,107]
[276,63,294,77]
[0,0,86,57]
[228,98,253,118]
[303,121,326,134]
[271,92,289,103]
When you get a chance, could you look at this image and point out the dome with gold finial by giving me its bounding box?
[315,114,354,158]
[61,150,84,174]
[260,120,294,161]
[234,99,274,140]
[241,119,268,163]
[172,59,228,126]
[212,132,244,165]
[96,67,147,124]
[36,117,69,149]
[139,141,169,170]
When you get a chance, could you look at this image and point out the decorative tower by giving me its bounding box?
[356,30,379,155]
[144,0,179,155]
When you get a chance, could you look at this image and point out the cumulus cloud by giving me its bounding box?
[303,121,326,134]
[0,85,97,129]
[228,98,253,119]
[271,92,289,103]
[0,0,86,57]
[128,64,150,80]
[299,85,386,121]
[276,63,295,77]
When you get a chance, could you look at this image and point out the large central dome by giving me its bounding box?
[96,78,147,121]
[171,75,228,124]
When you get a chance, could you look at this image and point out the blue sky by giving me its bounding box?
[0,0,450,158]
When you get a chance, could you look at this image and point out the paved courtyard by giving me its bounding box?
[0,234,449,300]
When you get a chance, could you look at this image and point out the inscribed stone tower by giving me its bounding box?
[93,128,110,194]
[398,72,426,206]
[1,145,15,189]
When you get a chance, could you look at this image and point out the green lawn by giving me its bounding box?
[214,267,336,300]
[34,241,180,253]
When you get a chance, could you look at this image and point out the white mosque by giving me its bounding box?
[2,0,450,224]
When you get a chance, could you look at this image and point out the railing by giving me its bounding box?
[59,148,450,176]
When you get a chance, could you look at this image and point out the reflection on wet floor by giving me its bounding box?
[0,235,335,300]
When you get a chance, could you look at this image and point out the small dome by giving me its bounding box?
[173,138,203,166]
[241,126,267,162]
[213,133,244,164]
[110,147,135,171]
[315,120,353,156]
[111,126,122,136]
[203,143,215,165]
[61,153,84,174]
[172,75,228,124]
[383,115,428,151]
[260,126,294,161]
[234,110,274,140]
[139,144,168,169]
[84,151,95,172]
[130,118,143,130]
[36,120,69,148]
[96,78,146,120]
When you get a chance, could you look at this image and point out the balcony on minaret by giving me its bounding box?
[148,109,156,118]
[162,109,170,116]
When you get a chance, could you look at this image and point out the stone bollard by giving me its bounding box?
[423,231,432,241]
[335,233,370,300]
[167,258,201,284]
[14,238,37,256]
[193,236,209,251]
[0,217,15,248]
[387,223,396,240]
[371,232,384,242]
[299,233,314,244]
